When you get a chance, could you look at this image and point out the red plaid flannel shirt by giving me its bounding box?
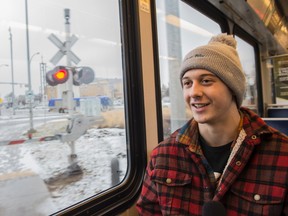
[136,107,288,215]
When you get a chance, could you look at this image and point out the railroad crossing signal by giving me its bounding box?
[73,67,95,86]
[46,66,69,86]
[46,66,95,86]
[48,33,81,65]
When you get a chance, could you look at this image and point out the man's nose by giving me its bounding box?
[189,82,203,98]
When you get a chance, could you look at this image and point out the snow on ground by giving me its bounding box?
[0,119,127,212]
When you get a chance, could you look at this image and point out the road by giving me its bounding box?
[0,108,67,143]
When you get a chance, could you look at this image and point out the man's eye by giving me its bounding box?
[202,79,212,84]
[183,81,191,86]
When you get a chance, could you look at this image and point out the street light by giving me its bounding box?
[0,64,9,97]
[27,52,40,134]
[9,27,16,115]
[30,52,40,64]
[40,57,47,103]
[0,64,9,116]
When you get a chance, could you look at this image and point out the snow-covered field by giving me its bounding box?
[0,110,127,214]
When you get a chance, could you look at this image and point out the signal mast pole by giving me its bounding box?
[64,9,80,174]
[64,9,74,116]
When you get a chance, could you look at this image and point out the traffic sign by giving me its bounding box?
[26,90,33,96]
[25,90,34,103]
[48,33,81,65]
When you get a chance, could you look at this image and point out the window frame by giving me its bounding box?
[54,0,147,215]
[233,26,263,116]
[151,0,230,141]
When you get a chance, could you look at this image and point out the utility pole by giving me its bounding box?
[25,0,36,134]
[9,27,15,115]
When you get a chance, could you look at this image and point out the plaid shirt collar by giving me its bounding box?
[176,107,272,153]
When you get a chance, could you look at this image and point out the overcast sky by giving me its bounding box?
[0,0,256,102]
[0,0,122,98]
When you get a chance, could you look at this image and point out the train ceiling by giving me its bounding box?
[206,0,288,55]
[247,0,288,53]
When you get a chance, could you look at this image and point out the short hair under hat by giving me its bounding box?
[180,33,246,108]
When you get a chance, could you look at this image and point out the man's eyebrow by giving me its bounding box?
[182,73,216,80]
[199,73,216,78]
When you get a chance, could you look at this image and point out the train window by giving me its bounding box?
[0,0,145,215]
[155,0,221,138]
[235,36,258,110]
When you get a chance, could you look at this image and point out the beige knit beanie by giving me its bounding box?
[180,33,246,108]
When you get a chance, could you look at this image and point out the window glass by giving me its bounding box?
[0,0,127,214]
[271,56,288,104]
[155,0,221,138]
[235,36,258,109]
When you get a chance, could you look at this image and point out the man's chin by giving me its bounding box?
[193,117,208,124]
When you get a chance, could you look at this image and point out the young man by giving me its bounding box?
[136,33,288,215]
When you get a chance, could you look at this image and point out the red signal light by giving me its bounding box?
[46,66,69,86]
[54,69,68,81]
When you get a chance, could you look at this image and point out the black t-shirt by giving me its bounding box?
[199,136,232,174]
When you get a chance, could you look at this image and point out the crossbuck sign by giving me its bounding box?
[48,33,81,65]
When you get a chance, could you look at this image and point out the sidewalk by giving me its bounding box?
[0,142,58,216]
[0,171,57,216]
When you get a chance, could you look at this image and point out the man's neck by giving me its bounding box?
[198,111,242,147]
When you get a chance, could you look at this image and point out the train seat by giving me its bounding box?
[267,108,288,118]
[262,118,288,135]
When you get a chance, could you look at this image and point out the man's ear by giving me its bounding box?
[232,95,240,108]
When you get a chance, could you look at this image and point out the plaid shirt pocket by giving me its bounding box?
[227,181,286,215]
[151,169,201,215]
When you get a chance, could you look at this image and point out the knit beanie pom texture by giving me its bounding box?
[209,34,237,49]
[180,33,246,108]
